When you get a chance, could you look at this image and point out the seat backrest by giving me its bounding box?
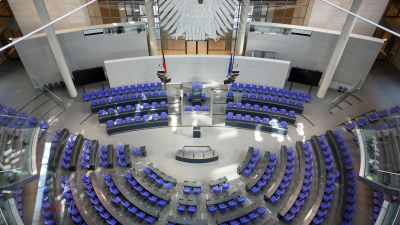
[135,116,141,121]
[143,115,149,121]
[126,105,132,111]
[245,103,250,108]
[186,106,192,111]
[237,103,242,108]
[160,101,166,107]
[143,103,149,108]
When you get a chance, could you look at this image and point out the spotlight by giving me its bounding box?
[224,71,239,84]
[156,71,171,83]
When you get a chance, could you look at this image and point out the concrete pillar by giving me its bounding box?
[145,0,158,56]
[316,0,364,99]
[33,0,77,98]
[235,0,250,56]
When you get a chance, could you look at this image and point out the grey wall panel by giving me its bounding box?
[246,22,383,89]
[14,23,148,86]
[104,56,290,88]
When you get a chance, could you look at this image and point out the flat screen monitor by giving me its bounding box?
[72,67,106,86]
[288,67,322,86]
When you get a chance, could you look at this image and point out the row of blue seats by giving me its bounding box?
[230,84,312,102]
[41,186,56,225]
[123,172,169,207]
[218,207,267,225]
[241,149,261,176]
[81,174,118,225]
[187,92,206,101]
[334,131,357,225]
[185,105,209,112]
[316,135,336,171]
[143,167,174,190]
[107,112,167,127]
[60,176,87,224]
[208,194,244,214]
[346,106,400,131]
[83,83,164,100]
[100,101,167,115]
[283,143,315,222]
[211,182,231,195]
[116,145,129,167]
[91,91,167,106]
[183,186,201,195]
[81,140,93,169]
[269,147,295,204]
[372,189,385,222]
[191,82,203,88]
[177,203,197,215]
[99,145,111,167]
[311,171,340,225]
[250,154,276,194]
[103,173,158,224]
[61,134,78,169]
[227,112,288,129]
[227,102,296,117]
[237,91,308,105]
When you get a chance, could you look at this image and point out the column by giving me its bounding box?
[235,0,250,56]
[316,0,364,99]
[33,0,77,98]
[145,0,158,56]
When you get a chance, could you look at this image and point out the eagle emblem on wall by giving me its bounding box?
[159,0,238,41]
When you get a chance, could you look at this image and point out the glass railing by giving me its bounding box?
[0,115,39,189]
[382,202,399,225]
[357,115,400,192]
[329,80,362,112]
[32,78,65,109]
[0,199,23,225]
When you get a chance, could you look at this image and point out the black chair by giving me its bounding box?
[54,82,61,90]
[48,83,55,91]
[59,81,66,89]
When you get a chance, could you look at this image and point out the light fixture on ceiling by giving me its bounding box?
[119,8,124,11]
[112,23,117,26]
[128,21,136,24]
[134,9,139,12]
[383,38,388,42]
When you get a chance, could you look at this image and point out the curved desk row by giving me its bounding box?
[209,176,228,188]
[225,119,287,135]
[301,136,327,225]
[279,141,306,217]
[148,163,177,185]
[130,169,171,202]
[245,151,270,191]
[326,130,348,224]
[98,107,168,123]
[104,145,114,168]
[109,170,159,218]
[216,201,262,224]
[240,97,303,114]
[50,129,69,171]
[66,134,84,171]
[176,149,218,163]
[226,107,296,124]
[88,140,99,171]
[89,172,131,224]
[183,181,202,188]
[265,146,288,199]
[106,118,169,135]
[237,147,255,174]
[167,215,208,225]
[206,190,243,206]
[91,96,168,113]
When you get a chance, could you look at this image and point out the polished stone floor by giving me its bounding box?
[0,59,400,225]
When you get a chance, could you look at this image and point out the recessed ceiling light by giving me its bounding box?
[134,9,139,12]
[120,8,124,10]
[112,23,117,26]
[129,21,136,24]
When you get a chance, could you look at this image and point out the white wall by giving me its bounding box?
[9,0,92,35]
[308,0,389,37]
[14,23,149,85]
[246,22,383,88]
[104,55,291,88]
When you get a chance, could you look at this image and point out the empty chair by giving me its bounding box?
[123,94,129,100]
[262,106,268,112]
[281,121,287,128]
[91,100,98,106]
[273,96,279,102]
[289,99,295,105]
[83,93,89,101]
[236,114,242,120]
[305,93,312,102]
[104,88,110,97]
[298,92,305,101]
[271,107,277,113]
[368,113,378,121]
[251,85,257,93]
[222,182,230,190]
[244,115,251,121]
[117,87,123,95]
[281,98,288,103]
[280,109,286,115]
[271,87,277,95]
[242,92,248,98]
[379,109,389,117]
[238,83,244,91]
[265,95,272,101]
[185,106,192,111]
[115,95,121,101]
[90,91,96,99]
[277,88,284,97]
[291,91,298,99]
[257,86,264,93]
[245,84,251,92]
[297,101,303,107]
[99,98,106,104]
[227,91,234,97]
[231,83,238,91]
[195,105,201,111]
